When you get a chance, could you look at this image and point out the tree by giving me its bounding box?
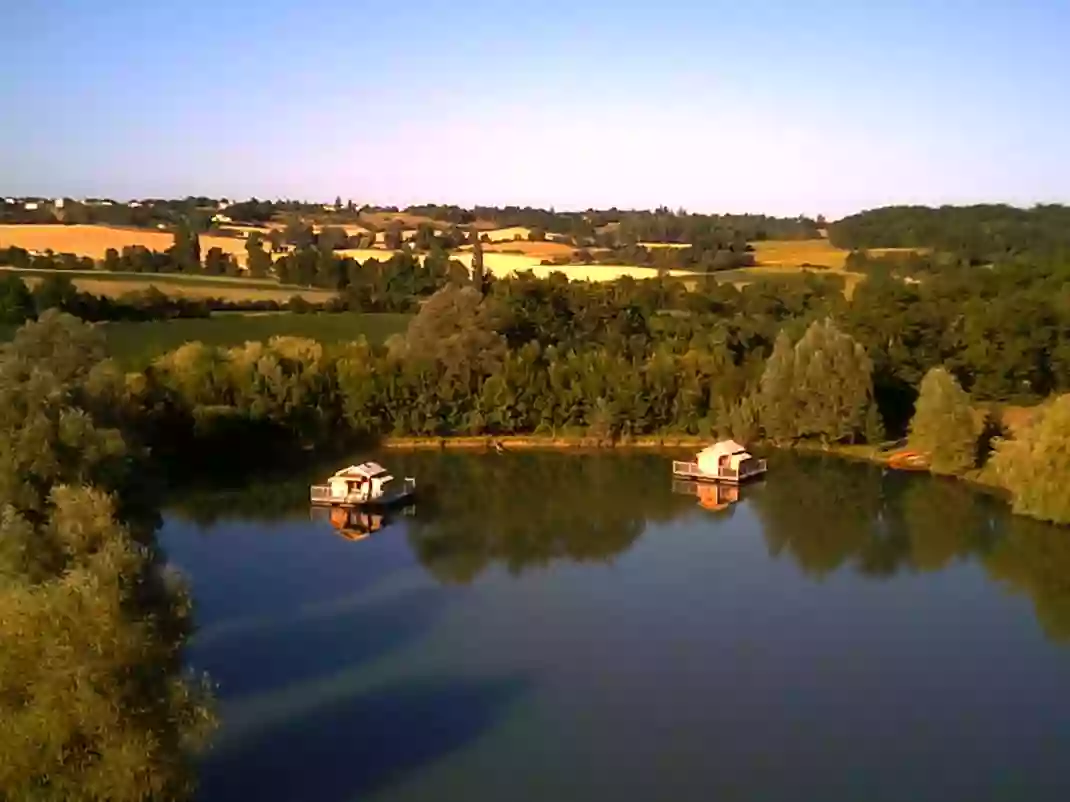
[758,331,796,442]
[33,273,79,314]
[204,246,228,275]
[390,285,505,384]
[908,367,978,474]
[0,312,215,800]
[383,222,404,250]
[245,232,272,279]
[169,219,201,273]
[0,273,34,325]
[472,232,486,294]
[757,319,876,443]
[103,247,121,272]
[991,395,1070,524]
[792,318,875,442]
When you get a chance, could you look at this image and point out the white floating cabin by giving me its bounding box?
[672,440,767,484]
[310,462,416,506]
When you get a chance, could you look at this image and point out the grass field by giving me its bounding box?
[0,224,253,265]
[101,313,412,369]
[0,267,337,303]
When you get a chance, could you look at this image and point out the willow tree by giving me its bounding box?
[908,367,978,474]
[991,395,1070,524]
[0,311,215,801]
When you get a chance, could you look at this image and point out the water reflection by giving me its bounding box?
[396,452,695,584]
[168,451,1070,642]
[309,505,416,542]
[672,478,742,512]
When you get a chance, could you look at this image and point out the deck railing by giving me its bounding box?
[310,485,333,502]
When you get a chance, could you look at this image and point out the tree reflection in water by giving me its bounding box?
[169,451,1070,642]
[397,452,695,584]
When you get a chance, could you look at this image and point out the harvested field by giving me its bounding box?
[334,248,401,262]
[0,224,253,265]
[749,239,850,269]
[481,226,533,242]
[360,211,436,229]
[449,251,694,281]
[461,240,575,258]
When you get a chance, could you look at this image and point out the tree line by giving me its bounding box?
[829,204,1070,264]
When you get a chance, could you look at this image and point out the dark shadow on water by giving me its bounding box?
[197,673,530,802]
[198,586,451,702]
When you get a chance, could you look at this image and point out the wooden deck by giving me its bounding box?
[671,459,767,484]
[310,478,416,507]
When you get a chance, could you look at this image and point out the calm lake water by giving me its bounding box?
[160,452,1070,802]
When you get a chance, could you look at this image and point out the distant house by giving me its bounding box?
[212,214,234,224]
[24,202,39,211]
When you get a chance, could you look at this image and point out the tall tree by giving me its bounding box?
[991,395,1070,524]
[0,273,34,325]
[758,330,796,442]
[170,219,201,273]
[908,367,979,474]
[245,232,272,278]
[471,229,486,294]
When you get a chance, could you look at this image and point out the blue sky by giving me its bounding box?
[4,0,1068,217]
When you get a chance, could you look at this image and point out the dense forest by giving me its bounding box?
[829,204,1070,263]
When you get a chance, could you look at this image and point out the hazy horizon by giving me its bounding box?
[5,0,1068,219]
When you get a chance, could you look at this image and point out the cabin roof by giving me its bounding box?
[698,439,748,458]
[332,461,387,479]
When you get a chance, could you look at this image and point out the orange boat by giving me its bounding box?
[887,449,929,471]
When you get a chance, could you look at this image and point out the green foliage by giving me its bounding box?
[829,203,1070,263]
[991,395,1070,524]
[101,312,410,369]
[0,273,35,324]
[757,319,876,443]
[908,367,979,474]
[0,312,214,801]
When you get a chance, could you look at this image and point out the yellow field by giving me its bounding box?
[17,273,336,304]
[639,242,691,250]
[868,247,931,257]
[462,240,575,258]
[481,226,533,242]
[0,224,253,265]
[359,211,436,229]
[334,248,400,262]
[749,239,850,269]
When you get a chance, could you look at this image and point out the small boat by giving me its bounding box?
[671,440,767,484]
[310,461,416,507]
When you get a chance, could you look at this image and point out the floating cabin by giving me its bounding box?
[310,462,416,507]
[672,440,767,484]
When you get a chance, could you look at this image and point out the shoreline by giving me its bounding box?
[379,434,1006,492]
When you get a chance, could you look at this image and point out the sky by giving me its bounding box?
[3,0,1069,218]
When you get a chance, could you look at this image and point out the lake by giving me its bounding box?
[161,452,1070,802]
